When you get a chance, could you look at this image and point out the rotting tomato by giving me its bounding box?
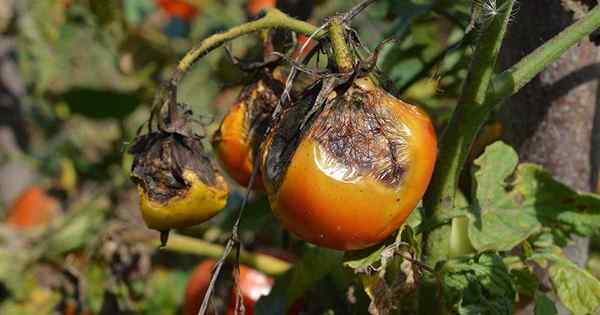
[129,104,228,238]
[212,70,284,189]
[261,77,437,250]
[184,260,297,315]
[5,186,60,230]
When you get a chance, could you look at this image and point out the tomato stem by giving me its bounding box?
[170,8,322,88]
[328,17,354,73]
[423,0,515,265]
[156,233,291,276]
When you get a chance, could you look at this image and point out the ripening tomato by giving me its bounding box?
[5,187,60,230]
[261,77,437,250]
[212,75,283,189]
[184,260,296,315]
[157,0,199,22]
[247,0,277,17]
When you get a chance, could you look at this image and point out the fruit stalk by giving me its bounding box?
[328,17,354,73]
[170,8,322,87]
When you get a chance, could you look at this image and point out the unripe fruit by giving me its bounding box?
[262,77,437,250]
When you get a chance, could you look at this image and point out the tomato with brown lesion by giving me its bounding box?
[261,77,437,250]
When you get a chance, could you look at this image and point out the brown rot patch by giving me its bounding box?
[129,131,217,204]
[242,77,283,151]
[310,85,409,187]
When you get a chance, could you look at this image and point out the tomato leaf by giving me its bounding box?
[530,253,600,315]
[467,141,600,251]
[254,246,343,315]
[534,291,558,315]
[441,253,515,315]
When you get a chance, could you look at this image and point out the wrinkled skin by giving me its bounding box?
[262,77,437,250]
[129,131,228,231]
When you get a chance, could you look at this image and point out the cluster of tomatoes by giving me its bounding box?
[128,1,438,312]
[129,10,437,253]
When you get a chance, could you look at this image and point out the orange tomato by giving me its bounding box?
[213,77,282,189]
[5,187,60,230]
[261,77,437,250]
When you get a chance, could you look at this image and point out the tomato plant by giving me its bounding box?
[3,0,600,315]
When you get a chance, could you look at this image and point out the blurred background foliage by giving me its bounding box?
[3,0,595,314]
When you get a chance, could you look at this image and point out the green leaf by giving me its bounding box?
[441,253,516,315]
[534,291,558,315]
[467,141,600,252]
[531,253,600,315]
[254,246,343,315]
[469,142,541,251]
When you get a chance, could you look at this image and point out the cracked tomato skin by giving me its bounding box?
[262,78,437,250]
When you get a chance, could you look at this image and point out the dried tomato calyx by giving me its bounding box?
[129,131,217,204]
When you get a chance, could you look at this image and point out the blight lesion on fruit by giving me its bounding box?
[309,83,410,188]
[129,121,218,204]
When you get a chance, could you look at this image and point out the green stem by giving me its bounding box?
[328,17,354,73]
[157,233,291,276]
[170,8,321,86]
[423,0,515,265]
[488,4,600,105]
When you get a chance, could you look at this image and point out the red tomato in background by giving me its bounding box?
[5,186,60,230]
[225,266,274,315]
[184,260,299,315]
[247,0,277,17]
[157,0,199,22]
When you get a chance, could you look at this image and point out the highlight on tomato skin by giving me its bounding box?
[5,186,61,230]
[261,77,437,251]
